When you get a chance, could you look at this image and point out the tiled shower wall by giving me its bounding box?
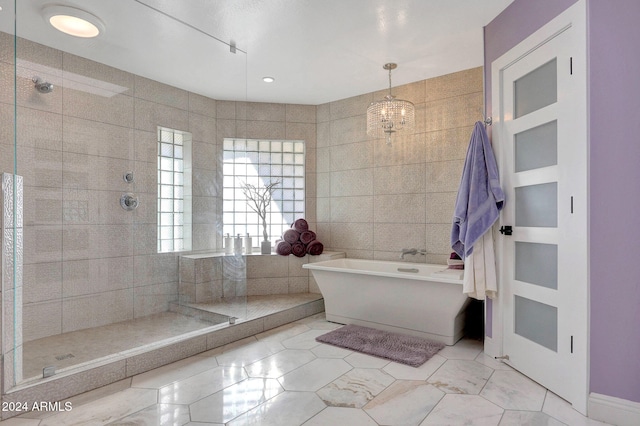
[0,33,316,342]
[316,67,483,264]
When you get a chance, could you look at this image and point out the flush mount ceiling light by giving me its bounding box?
[263,76,275,83]
[42,5,104,38]
[366,63,415,145]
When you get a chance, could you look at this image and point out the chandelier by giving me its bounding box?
[366,63,415,145]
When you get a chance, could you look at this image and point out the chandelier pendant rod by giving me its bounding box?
[384,62,397,99]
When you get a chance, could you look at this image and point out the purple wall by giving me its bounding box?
[483,0,578,340]
[484,0,640,404]
[588,0,640,403]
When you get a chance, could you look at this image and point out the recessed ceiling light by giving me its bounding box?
[42,5,104,38]
[263,77,275,83]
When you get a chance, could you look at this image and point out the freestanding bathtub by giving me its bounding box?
[303,258,470,345]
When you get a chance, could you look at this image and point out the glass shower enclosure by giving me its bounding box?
[0,0,247,391]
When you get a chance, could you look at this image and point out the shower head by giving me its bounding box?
[33,77,54,94]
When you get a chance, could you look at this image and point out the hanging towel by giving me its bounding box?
[451,121,505,258]
[463,230,498,300]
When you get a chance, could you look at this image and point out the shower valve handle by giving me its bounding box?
[120,193,139,211]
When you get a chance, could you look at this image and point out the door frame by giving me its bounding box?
[487,0,588,415]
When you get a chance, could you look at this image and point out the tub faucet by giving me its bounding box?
[400,248,426,259]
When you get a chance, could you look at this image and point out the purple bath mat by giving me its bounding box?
[315,324,445,367]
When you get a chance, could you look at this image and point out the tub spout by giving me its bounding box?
[400,248,426,259]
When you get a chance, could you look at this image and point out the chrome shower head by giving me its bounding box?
[33,77,54,94]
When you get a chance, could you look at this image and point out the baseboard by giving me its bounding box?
[589,392,640,426]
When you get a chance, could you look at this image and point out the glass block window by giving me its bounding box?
[223,139,305,244]
[158,127,192,253]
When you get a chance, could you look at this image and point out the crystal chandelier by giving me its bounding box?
[366,63,415,145]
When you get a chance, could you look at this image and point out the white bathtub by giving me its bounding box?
[303,258,470,345]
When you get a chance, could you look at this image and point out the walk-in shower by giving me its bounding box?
[0,2,328,417]
[0,0,254,395]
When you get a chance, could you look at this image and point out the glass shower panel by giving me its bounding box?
[514,58,557,118]
[515,182,557,227]
[0,0,20,390]
[8,0,247,387]
[515,242,558,289]
[515,121,558,172]
[515,295,558,352]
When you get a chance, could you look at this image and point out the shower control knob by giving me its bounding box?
[120,193,139,211]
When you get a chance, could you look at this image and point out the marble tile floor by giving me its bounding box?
[4,313,610,426]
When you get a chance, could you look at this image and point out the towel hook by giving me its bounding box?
[480,108,492,126]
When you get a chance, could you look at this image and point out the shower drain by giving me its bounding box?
[55,353,75,361]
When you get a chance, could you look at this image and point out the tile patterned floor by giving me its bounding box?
[3,314,610,425]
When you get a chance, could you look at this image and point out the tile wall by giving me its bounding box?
[0,33,316,343]
[316,67,483,264]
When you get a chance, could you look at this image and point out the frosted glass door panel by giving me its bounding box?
[515,121,558,172]
[515,242,558,289]
[515,296,558,352]
[515,182,557,227]
[514,58,557,118]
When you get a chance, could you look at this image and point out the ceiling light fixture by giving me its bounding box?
[263,77,275,83]
[42,5,104,38]
[367,63,415,145]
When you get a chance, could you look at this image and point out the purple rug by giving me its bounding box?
[315,324,445,367]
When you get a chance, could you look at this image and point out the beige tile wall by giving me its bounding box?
[316,67,483,264]
[0,33,318,343]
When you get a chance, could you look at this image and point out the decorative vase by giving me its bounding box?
[261,240,271,254]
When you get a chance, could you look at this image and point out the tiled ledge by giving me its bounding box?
[179,250,345,303]
[179,250,344,259]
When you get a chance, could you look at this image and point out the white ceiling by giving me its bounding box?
[2,0,513,105]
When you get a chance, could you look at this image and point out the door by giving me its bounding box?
[492,2,587,414]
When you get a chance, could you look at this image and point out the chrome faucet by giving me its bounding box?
[400,248,426,259]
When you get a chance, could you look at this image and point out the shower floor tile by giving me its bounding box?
[21,293,323,381]
[21,311,214,380]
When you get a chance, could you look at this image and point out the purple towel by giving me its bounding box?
[451,122,505,258]
[283,229,300,244]
[300,230,316,245]
[306,240,324,256]
[276,241,292,256]
[292,218,309,233]
[291,242,306,257]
